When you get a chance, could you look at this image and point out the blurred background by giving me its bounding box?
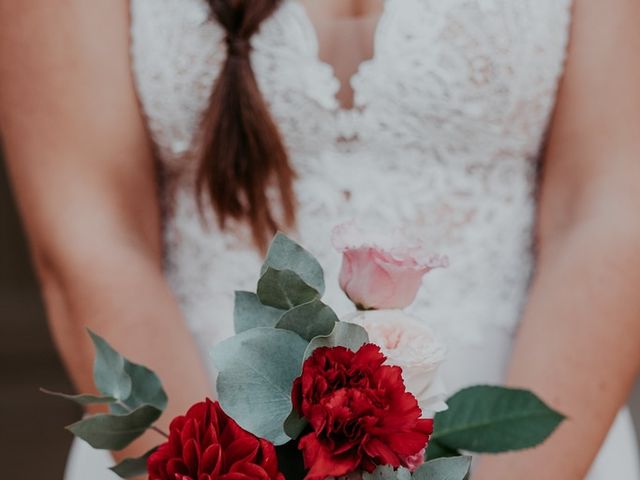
[1,147,79,478]
[1,143,640,478]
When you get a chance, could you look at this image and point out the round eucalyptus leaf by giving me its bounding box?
[413,456,471,480]
[261,233,325,295]
[276,299,338,341]
[304,321,369,360]
[363,466,412,480]
[211,327,308,445]
[257,267,320,310]
[234,291,285,333]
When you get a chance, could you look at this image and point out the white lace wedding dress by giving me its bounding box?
[65,0,640,478]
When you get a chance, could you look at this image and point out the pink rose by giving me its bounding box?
[332,222,448,310]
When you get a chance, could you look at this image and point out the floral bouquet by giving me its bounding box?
[45,226,564,479]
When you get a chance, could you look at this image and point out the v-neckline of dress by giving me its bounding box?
[286,0,393,115]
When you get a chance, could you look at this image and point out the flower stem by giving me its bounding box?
[151,425,169,439]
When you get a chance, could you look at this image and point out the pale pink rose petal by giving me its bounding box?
[404,448,426,472]
[344,310,448,417]
[333,222,448,310]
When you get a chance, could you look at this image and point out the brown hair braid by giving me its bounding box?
[197,0,295,250]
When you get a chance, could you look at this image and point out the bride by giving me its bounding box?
[2,0,640,478]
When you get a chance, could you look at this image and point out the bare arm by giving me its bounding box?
[476,0,640,478]
[0,0,211,465]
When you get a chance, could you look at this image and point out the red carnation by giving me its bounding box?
[148,399,284,480]
[291,344,433,479]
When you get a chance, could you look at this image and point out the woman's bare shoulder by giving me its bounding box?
[538,0,640,241]
[0,0,160,265]
[0,0,141,142]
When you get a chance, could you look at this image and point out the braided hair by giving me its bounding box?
[197,0,295,250]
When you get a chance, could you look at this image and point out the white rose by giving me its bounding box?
[344,310,448,417]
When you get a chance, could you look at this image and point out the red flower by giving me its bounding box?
[291,344,433,479]
[148,399,284,480]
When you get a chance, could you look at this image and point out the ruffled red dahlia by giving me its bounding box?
[291,344,433,479]
[147,399,284,480]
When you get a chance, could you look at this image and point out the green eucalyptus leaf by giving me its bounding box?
[432,386,565,453]
[424,439,460,461]
[233,291,286,334]
[67,405,162,450]
[412,456,472,480]
[363,465,412,480]
[110,448,157,478]
[89,330,132,401]
[257,267,320,310]
[276,299,338,341]
[87,331,167,415]
[211,327,308,445]
[261,233,325,295]
[304,321,369,360]
[40,388,117,406]
[110,362,168,415]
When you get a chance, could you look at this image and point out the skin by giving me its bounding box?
[476,0,640,477]
[1,0,639,478]
[0,0,212,471]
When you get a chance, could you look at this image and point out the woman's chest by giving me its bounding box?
[130,0,572,171]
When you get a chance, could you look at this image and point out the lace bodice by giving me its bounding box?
[130,0,572,387]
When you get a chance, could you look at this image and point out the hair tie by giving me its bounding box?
[225,36,252,58]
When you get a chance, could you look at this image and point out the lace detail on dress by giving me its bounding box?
[130,0,572,350]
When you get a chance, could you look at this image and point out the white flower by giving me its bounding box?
[344,310,448,416]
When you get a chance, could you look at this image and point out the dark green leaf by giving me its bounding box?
[40,388,117,406]
[67,405,162,450]
[304,321,369,360]
[283,408,307,440]
[424,439,460,461]
[233,291,285,334]
[432,386,565,453]
[257,267,320,310]
[109,448,157,478]
[211,327,308,445]
[413,456,471,480]
[89,330,132,401]
[276,299,338,341]
[261,233,325,295]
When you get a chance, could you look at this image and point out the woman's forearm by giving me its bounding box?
[37,242,212,466]
[475,217,640,479]
[0,0,212,472]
